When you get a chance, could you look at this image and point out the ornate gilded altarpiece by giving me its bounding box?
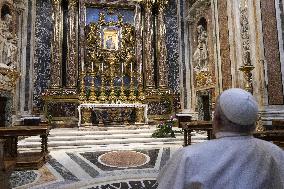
[188,0,216,120]
[43,0,173,126]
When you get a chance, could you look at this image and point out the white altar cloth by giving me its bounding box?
[78,103,148,126]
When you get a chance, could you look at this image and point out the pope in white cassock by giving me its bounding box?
[157,88,284,189]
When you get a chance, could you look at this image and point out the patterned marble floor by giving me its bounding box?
[10,146,182,189]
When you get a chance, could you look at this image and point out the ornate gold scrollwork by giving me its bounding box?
[83,11,142,104]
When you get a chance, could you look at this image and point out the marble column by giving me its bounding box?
[143,0,155,89]
[14,1,26,116]
[66,0,78,88]
[51,0,63,89]
[157,0,168,89]
[135,4,143,85]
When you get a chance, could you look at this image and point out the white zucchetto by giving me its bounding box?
[219,88,258,125]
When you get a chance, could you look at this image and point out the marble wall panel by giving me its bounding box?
[261,0,284,104]
[147,98,172,115]
[280,0,284,57]
[25,0,33,111]
[165,0,180,94]
[34,0,52,111]
[218,0,232,90]
[47,102,77,117]
[179,0,187,108]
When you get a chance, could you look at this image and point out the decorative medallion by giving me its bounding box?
[98,151,150,168]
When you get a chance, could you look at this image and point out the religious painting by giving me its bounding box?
[102,27,120,50]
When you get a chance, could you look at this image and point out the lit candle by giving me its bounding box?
[91,61,94,72]
[130,62,133,73]
[101,62,104,72]
[122,63,124,75]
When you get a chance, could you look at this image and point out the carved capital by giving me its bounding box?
[68,0,77,7]
[52,0,62,6]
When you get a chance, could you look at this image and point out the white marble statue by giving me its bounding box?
[193,25,209,72]
[0,13,17,68]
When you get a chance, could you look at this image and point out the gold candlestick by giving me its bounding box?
[239,65,254,94]
[137,83,145,102]
[79,71,86,102]
[128,62,136,102]
[89,71,97,102]
[108,54,116,103]
[120,75,127,102]
[239,52,254,94]
[98,72,107,102]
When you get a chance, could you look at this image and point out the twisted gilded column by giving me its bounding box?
[144,0,155,89]
[66,0,78,88]
[51,0,63,88]
[157,0,168,89]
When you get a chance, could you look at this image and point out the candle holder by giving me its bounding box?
[89,71,98,102]
[108,55,116,103]
[137,83,145,102]
[98,72,107,102]
[120,75,127,102]
[128,62,136,102]
[239,65,254,94]
[79,71,86,102]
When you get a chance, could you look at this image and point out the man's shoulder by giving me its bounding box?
[180,139,223,155]
[253,137,284,153]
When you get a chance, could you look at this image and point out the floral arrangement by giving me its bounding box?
[152,116,178,138]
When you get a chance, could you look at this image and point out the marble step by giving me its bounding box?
[48,128,157,137]
[18,135,207,149]
[19,135,184,147]
[18,127,207,151]
[23,132,182,142]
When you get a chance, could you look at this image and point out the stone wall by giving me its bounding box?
[33,0,52,112]
[165,0,180,94]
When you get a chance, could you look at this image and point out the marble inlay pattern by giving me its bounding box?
[0,91,13,126]
[218,0,232,90]
[98,151,149,168]
[46,102,77,117]
[10,147,174,189]
[165,0,180,94]
[88,179,158,189]
[80,149,159,171]
[67,153,100,178]
[48,157,79,181]
[10,170,39,188]
[34,0,52,111]
[148,100,172,115]
[261,0,284,104]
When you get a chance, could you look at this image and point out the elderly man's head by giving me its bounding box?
[213,88,258,134]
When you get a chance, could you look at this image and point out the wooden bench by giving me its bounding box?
[0,139,16,188]
[181,121,213,146]
[176,114,192,128]
[0,126,49,170]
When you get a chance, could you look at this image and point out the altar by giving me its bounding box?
[78,103,148,126]
[42,0,174,127]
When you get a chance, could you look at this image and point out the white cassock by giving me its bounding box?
[157,132,284,189]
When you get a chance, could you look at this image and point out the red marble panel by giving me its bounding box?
[261,0,284,104]
[218,0,232,90]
